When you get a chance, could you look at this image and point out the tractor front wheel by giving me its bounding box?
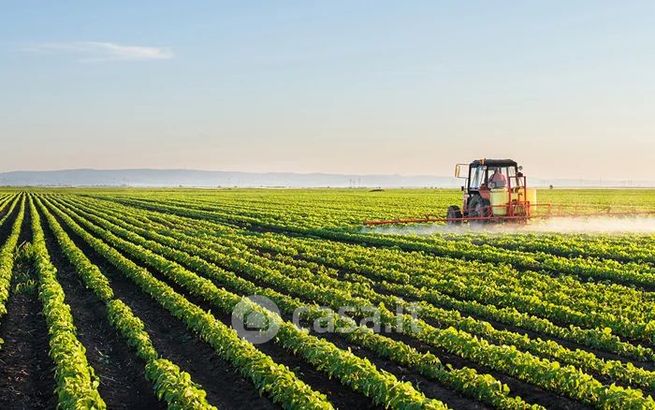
[468,195,491,223]
[446,206,463,225]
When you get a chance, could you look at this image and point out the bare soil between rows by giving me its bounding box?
[0,203,56,409]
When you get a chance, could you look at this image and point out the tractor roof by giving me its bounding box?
[470,159,518,167]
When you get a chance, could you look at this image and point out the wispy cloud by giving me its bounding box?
[24,41,174,62]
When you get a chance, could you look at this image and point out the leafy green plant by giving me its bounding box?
[29,196,107,409]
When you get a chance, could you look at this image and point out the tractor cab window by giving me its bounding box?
[507,167,524,189]
[469,166,486,190]
[508,166,523,188]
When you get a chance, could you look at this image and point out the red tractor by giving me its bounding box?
[447,158,536,224]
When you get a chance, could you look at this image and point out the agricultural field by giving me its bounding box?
[1,188,655,409]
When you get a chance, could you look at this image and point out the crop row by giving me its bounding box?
[29,197,107,408]
[0,195,23,327]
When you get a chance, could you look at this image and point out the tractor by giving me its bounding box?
[447,159,536,224]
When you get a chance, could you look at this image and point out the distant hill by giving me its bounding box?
[0,169,652,188]
[0,169,454,188]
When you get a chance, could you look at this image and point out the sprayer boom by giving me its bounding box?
[363,206,655,227]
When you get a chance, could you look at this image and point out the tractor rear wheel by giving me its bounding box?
[446,206,462,225]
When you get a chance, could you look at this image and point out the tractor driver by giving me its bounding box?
[489,168,507,189]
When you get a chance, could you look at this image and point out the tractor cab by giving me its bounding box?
[450,159,535,223]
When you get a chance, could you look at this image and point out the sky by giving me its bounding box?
[1,1,654,180]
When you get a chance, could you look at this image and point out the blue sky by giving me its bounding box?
[1,1,654,179]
